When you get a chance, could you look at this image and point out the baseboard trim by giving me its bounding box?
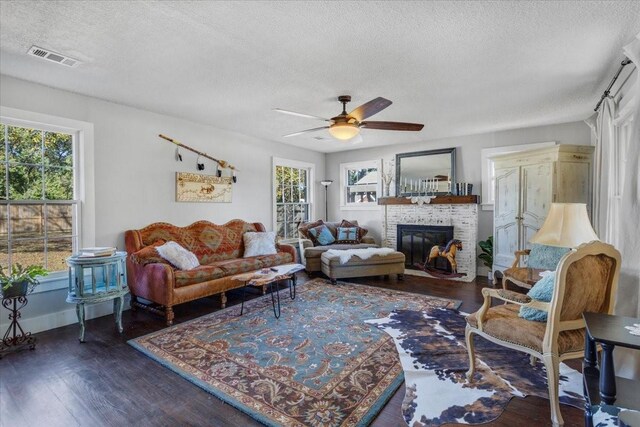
[0,300,130,336]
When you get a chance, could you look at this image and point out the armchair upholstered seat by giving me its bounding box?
[466,241,621,427]
[502,244,570,290]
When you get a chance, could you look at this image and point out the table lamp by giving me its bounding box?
[530,203,599,247]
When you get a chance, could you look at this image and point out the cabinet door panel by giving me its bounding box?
[494,167,519,270]
[521,162,553,248]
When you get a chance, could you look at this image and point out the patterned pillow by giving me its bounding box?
[339,219,367,241]
[243,232,277,257]
[336,227,360,244]
[519,271,556,322]
[130,239,168,265]
[156,241,200,270]
[308,224,336,246]
[526,244,570,270]
[298,219,324,241]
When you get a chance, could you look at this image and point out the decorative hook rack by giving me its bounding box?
[158,134,237,171]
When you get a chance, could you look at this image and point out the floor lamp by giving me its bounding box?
[320,180,333,221]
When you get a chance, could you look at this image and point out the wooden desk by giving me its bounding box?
[582,312,640,426]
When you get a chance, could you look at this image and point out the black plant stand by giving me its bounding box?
[0,295,36,358]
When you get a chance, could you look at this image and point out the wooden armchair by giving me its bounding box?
[465,241,621,427]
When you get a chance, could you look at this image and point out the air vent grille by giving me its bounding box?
[27,45,80,68]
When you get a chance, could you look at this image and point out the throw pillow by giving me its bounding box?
[526,244,570,270]
[336,227,360,244]
[519,271,556,322]
[298,219,324,241]
[339,219,368,241]
[308,224,336,246]
[243,231,278,257]
[130,239,168,265]
[156,241,200,270]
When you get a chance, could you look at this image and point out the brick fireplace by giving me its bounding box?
[380,197,478,282]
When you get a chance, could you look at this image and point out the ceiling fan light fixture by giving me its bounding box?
[329,122,360,141]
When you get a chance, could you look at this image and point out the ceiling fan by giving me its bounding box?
[275,95,424,141]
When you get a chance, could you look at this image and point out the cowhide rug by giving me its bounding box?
[366,308,585,426]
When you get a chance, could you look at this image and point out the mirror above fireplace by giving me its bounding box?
[395,148,456,197]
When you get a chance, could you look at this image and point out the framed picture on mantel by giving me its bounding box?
[176,172,232,202]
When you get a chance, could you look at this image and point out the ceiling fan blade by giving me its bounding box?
[360,121,424,131]
[349,97,392,121]
[273,108,330,122]
[282,126,330,138]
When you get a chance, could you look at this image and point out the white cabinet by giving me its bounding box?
[493,145,593,273]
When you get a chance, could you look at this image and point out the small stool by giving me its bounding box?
[66,252,129,342]
[321,251,405,285]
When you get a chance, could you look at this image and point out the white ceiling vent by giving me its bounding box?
[27,45,80,68]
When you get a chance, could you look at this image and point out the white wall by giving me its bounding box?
[0,74,325,334]
[325,121,591,272]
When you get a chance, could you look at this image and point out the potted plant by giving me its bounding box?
[0,264,48,298]
[478,236,493,283]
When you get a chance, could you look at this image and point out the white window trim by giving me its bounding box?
[1,106,95,292]
[480,141,557,211]
[339,159,381,211]
[272,157,315,242]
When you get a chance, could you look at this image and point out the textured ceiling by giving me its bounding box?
[0,1,638,153]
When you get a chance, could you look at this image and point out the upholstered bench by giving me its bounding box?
[320,250,405,285]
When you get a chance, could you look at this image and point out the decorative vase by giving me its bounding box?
[2,281,29,298]
[384,181,392,197]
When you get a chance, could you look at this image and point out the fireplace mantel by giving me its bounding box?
[378,195,478,205]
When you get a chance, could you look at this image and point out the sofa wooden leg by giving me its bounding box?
[398,274,404,281]
[262,285,267,295]
[130,294,138,311]
[165,307,174,326]
[221,292,227,309]
[330,278,337,285]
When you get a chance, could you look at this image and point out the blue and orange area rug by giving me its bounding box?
[129,278,460,427]
[367,308,585,427]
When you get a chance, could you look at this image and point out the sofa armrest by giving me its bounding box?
[127,261,175,307]
[277,243,297,263]
[361,236,376,245]
[298,238,314,266]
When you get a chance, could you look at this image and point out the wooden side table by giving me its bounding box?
[582,312,640,427]
[66,252,129,342]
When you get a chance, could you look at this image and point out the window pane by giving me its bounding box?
[8,126,42,165]
[44,132,72,167]
[282,167,291,185]
[0,204,6,239]
[8,164,43,200]
[45,167,73,200]
[11,239,45,268]
[0,163,6,200]
[283,185,292,203]
[0,239,7,271]
[47,238,72,272]
[47,204,73,237]
[0,123,5,163]
[10,204,44,240]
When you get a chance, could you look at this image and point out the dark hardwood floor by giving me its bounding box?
[0,274,583,427]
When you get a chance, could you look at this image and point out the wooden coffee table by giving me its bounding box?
[233,264,304,318]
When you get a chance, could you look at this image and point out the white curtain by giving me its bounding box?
[615,33,640,380]
[586,97,617,241]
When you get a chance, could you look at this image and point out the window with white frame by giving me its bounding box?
[480,142,557,210]
[273,158,314,240]
[340,160,380,209]
[0,122,79,273]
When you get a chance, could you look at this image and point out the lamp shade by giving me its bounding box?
[328,123,360,140]
[320,180,333,187]
[529,203,599,248]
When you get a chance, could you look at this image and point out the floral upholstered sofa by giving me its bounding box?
[125,219,295,325]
